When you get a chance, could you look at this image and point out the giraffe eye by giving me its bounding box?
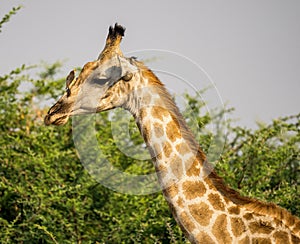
[122,72,133,82]
[93,77,109,86]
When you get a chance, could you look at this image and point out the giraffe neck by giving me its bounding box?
[125,68,221,240]
[123,67,300,243]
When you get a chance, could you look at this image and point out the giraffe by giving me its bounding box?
[44,24,300,243]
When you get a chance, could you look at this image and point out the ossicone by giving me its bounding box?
[98,23,126,60]
[108,23,125,39]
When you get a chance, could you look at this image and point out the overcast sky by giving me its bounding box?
[1,0,299,128]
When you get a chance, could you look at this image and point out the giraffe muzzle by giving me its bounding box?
[44,101,71,126]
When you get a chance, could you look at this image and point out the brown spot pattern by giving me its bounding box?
[151,106,169,120]
[162,141,172,158]
[153,122,164,138]
[157,164,167,172]
[294,221,300,234]
[139,108,148,120]
[185,157,201,177]
[155,152,162,161]
[179,211,196,232]
[212,214,232,243]
[228,206,240,215]
[249,221,274,235]
[243,213,253,221]
[204,177,217,190]
[196,231,215,244]
[166,120,181,142]
[156,164,167,179]
[252,237,271,244]
[208,193,225,211]
[164,184,179,199]
[176,143,190,155]
[273,231,289,243]
[182,181,206,200]
[141,120,151,142]
[292,234,300,243]
[188,202,213,226]
[176,197,184,208]
[238,236,250,244]
[152,143,162,159]
[230,217,246,237]
[170,155,183,179]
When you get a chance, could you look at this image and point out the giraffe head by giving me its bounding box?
[44,24,140,126]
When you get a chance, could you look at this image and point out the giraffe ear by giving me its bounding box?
[66,70,75,87]
[118,56,137,82]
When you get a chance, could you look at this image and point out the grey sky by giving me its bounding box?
[1,0,299,128]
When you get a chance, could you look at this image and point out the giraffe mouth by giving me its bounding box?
[44,106,97,126]
[44,114,70,126]
[70,106,98,116]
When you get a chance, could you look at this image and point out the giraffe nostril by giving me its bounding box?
[44,114,51,125]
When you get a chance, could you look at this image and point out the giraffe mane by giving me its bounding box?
[138,61,207,161]
[209,170,300,232]
[137,61,300,234]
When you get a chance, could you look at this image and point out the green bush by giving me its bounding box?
[0,63,299,243]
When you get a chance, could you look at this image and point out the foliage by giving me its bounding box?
[0,6,22,33]
[0,62,299,243]
[0,64,187,243]
[217,114,300,216]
